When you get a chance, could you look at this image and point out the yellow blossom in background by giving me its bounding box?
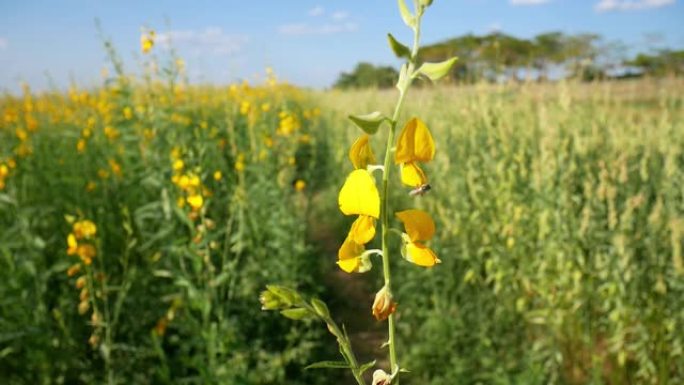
[187,194,203,211]
[73,220,97,239]
[109,159,122,177]
[396,209,440,267]
[173,159,185,172]
[141,29,155,53]
[104,126,120,140]
[294,179,306,192]
[77,139,87,153]
[235,153,246,172]
[240,101,251,115]
[213,170,222,181]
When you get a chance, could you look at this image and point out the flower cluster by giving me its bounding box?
[66,219,98,265]
[337,135,380,273]
[65,218,103,346]
[170,149,209,219]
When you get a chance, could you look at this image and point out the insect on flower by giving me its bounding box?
[409,183,432,197]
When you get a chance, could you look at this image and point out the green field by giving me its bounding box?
[1,76,683,384]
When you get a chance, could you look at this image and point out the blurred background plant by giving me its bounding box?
[0,11,683,385]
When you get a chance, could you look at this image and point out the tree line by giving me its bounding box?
[334,31,684,88]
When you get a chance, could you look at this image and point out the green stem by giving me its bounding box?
[380,2,424,382]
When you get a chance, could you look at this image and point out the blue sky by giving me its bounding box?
[0,0,682,93]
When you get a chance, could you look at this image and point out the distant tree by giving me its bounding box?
[533,32,566,80]
[334,63,399,89]
[626,50,684,77]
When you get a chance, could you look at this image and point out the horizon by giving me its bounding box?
[1,0,683,94]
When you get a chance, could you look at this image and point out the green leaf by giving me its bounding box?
[387,33,411,59]
[311,298,330,319]
[359,360,377,375]
[416,57,458,82]
[397,0,415,28]
[280,308,313,320]
[305,361,350,370]
[348,111,388,135]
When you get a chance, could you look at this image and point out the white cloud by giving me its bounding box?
[510,0,551,5]
[0,37,7,50]
[308,5,325,17]
[331,11,349,20]
[595,0,675,12]
[156,27,248,55]
[278,22,358,36]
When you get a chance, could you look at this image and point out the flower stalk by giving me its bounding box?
[379,2,426,380]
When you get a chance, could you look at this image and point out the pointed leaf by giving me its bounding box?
[359,360,377,376]
[348,111,387,135]
[397,0,415,28]
[305,361,350,370]
[387,33,411,59]
[417,57,458,82]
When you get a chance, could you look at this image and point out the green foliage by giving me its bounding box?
[334,63,399,89]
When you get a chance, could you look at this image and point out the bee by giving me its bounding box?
[409,183,431,197]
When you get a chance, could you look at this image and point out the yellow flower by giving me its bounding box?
[213,170,222,181]
[0,164,8,178]
[77,244,95,265]
[187,194,203,210]
[395,118,435,164]
[349,135,376,170]
[73,220,97,239]
[400,162,428,187]
[67,234,78,255]
[337,235,371,273]
[338,170,380,218]
[67,263,81,277]
[396,209,440,267]
[76,139,86,153]
[349,215,376,245]
[141,30,155,53]
[395,118,435,188]
[294,179,306,192]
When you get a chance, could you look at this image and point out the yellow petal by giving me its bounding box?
[350,215,376,244]
[396,209,436,242]
[338,170,380,218]
[395,118,435,164]
[405,242,440,267]
[400,162,428,187]
[349,135,376,170]
[337,236,365,273]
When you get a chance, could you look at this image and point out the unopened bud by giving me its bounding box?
[372,369,392,385]
[372,286,397,321]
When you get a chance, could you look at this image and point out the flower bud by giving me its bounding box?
[372,369,392,385]
[372,286,397,321]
